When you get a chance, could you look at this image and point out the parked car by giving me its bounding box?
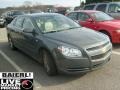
[7,13,112,76]
[29,10,43,14]
[66,10,120,43]
[2,10,25,26]
[83,2,120,19]
[0,12,8,27]
[0,16,5,28]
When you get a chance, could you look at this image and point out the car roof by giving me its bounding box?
[85,2,120,5]
[20,13,61,18]
[69,10,100,14]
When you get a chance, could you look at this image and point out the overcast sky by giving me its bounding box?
[0,0,86,8]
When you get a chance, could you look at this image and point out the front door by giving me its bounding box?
[22,18,40,57]
[78,12,97,30]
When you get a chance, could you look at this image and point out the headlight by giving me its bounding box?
[58,46,82,58]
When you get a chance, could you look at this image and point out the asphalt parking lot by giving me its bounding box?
[0,28,120,90]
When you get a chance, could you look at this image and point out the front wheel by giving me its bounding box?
[8,36,16,50]
[100,31,112,42]
[43,50,57,76]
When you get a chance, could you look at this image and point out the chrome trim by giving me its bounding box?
[84,41,109,50]
[91,50,111,62]
[86,41,109,51]
[84,41,112,62]
[87,42,112,56]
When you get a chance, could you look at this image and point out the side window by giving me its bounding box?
[108,4,120,13]
[96,4,107,12]
[84,5,95,10]
[23,18,34,29]
[14,17,24,29]
[78,13,90,21]
[11,18,17,25]
[67,13,77,20]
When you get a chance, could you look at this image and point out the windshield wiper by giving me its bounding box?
[66,27,81,30]
[44,27,81,33]
[57,27,81,32]
[45,30,57,33]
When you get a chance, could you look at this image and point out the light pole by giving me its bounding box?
[80,0,81,6]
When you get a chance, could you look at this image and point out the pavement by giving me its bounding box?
[0,28,120,90]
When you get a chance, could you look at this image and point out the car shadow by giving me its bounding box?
[0,41,87,87]
[112,44,120,50]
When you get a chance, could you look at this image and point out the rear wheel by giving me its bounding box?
[8,36,16,50]
[43,50,57,76]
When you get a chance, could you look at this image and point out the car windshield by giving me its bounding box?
[91,12,114,21]
[34,14,81,33]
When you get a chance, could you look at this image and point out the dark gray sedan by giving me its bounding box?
[7,13,112,76]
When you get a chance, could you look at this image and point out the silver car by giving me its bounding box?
[83,2,120,19]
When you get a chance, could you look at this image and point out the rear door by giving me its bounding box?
[10,17,25,48]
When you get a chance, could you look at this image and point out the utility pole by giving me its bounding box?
[80,0,81,6]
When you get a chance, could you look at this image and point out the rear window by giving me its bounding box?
[67,12,77,20]
[84,5,95,10]
[91,12,113,21]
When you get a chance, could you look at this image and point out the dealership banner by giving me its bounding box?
[0,72,33,90]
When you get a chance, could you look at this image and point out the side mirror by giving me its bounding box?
[23,28,34,33]
[86,18,93,22]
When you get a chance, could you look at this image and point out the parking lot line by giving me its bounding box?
[0,50,23,72]
[113,51,120,55]
[0,50,42,89]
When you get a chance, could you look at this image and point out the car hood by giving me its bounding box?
[98,20,120,29]
[44,27,107,48]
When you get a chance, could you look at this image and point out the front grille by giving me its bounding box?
[87,41,109,51]
[91,49,111,60]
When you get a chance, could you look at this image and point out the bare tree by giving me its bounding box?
[23,1,32,7]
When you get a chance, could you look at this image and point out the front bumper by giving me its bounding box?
[0,21,4,25]
[112,31,120,43]
[53,41,112,74]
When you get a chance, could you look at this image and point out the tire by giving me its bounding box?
[4,22,8,27]
[0,25,4,28]
[8,36,16,50]
[100,31,112,42]
[43,50,57,76]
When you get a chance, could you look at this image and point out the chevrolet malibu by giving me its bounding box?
[7,13,112,76]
